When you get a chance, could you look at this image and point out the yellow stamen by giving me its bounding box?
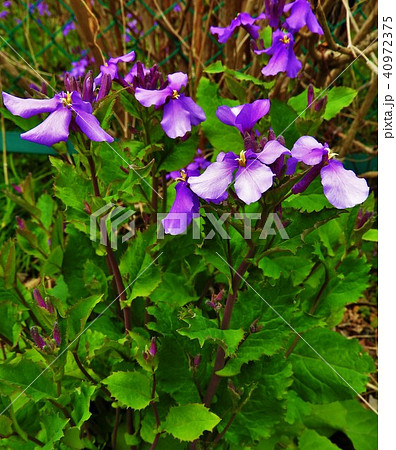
[172,89,180,100]
[327,149,338,159]
[280,36,290,45]
[237,150,247,167]
[175,170,187,182]
[61,91,73,108]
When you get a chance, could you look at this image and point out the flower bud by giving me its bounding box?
[53,321,61,346]
[292,163,323,194]
[268,127,276,141]
[314,95,327,113]
[33,289,46,309]
[30,326,46,350]
[307,84,314,109]
[96,73,112,101]
[45,297,55,314]
[16,216,25,230]
[82,70,94,103]
[149,338,157,357]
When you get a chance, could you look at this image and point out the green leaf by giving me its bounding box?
[289,328,375,403]
[50,157,92,211]
[71,383,96,428]
[156,337,201,403]
[362,229,378,241]
[163,404,220,441]
[323,87,357,120]
[103,371,152,410]
[94,96,116,130]
[119,229,161,303]
[0,356,57,402]
[158,133,199,172]
[67,294,103,340]
[258,254,314,286]
[177,310,244,356]
[37,193,54,230]
[38,412,69,450]
[299,429,339,450]
[303,400,378,450]
[0,106,40,131]
[0,415,13,435]
[270,99,300,147]
[196,77,242,154]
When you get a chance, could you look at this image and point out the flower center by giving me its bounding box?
[175,169,187,182]
[327,148,338,159]
[237,150,247,167]
[61,91,73,108]
[172,89,180,100]
[280,35,290,45]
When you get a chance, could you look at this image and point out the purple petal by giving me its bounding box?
[177,95,206,126]
[257,139,290,164]
[108,50,136,64]
[216,105,244,131]
[21,108,71,145]
[70,91,92,113]
[161,99,192,138]
[291,136,327,165]
[210,26,234,44]
[320,160,369,209]
[235,99,271,133]
[2,92,59,118]
[74,109,114,142]
[285,0,323,34]
[167,72,188,91]
[286,156,298,175]
[135,86,172,107]
[261,44,289,76]
[189,156,237,201]
[286,44,303,78]
[234,161,274,204]
[162,181,199,235]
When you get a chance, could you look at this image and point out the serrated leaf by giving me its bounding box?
[163,404,220,441]
[323,87,357,120]
[178,310,244,356]
[103,371,152,410]
[299,429,339,449]
[289,328,375,403]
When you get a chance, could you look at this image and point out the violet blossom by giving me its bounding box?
[135,72,206,139]
[162,169,200,235]
[62,21,75,36]
[284,0,323,35]
[210,12,265,44]
[264,0,286,28]
[289,136,369,209]
[256,29,302,78]
[94,50,136,85]
[53,322,61,346]
[189,99,289,205]
[2,90,113,146]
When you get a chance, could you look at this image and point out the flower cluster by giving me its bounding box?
[211,0,323,78]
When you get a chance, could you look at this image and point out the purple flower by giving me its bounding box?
[12,183,22,193]
[33,289,47,309]
[189,141,288,205]
[216,99,270,134]
[162,172,200,235]
[2,91,113,146]
[149,338,157,356]
[168,149,210,180]
[135,72,206,139]
[290,136,369,209]
[264,0,286,28]
[30,327,46,350]
[256,30,302,78]
[173,3,181,13]
[0,10,8,18]
[63,21,75,36]
[94,50,136,85]
[124,62,151,84]
[53,322,61,346]
[69,56,91,78]
[31,1,50,17]
[3,1,11,7]
[210,12,265,44]
[284,0,323,34]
